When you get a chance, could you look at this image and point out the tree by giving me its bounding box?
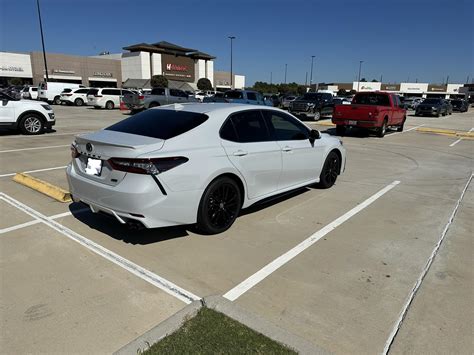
[371,79,379,82]
[360,78,367,82]
[151,75,168,88]
[337,88,347,97]
[349,90,357,95]
[8,77,23,86]
[197,78,213,91]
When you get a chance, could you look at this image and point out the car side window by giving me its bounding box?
[151,88,165,95]
[75,89,89,94]
[227,110,270,143]
[246,92,257,101]
[102,89,112,95]
[220,119,238,142]
[262,111,309,141]
[170,89,180,97]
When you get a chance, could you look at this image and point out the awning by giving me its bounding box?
[122,78,151,88]
[168,80,197,91]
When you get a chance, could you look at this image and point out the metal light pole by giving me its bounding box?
[309,56,315,91]
[36,0,49,82]
[284,64,287,84]
[270,71,272,85]
[228,36,235,89]
[357,60,363,91]
[305,72,308,87]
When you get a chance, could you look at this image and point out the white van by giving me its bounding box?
[38,82,84,105]
[87,88,134,109]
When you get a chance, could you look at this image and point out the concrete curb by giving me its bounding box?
[12,173,72,203]
[416,127,474,139]
[114,295,331,355]
[114,300,202,355]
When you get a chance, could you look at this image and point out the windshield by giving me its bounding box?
[106,109,209,140]
[62,89,72,93]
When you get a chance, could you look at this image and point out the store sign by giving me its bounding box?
[0,65,24,72]
[93,71,113,77]
[53,69,75,74]
[161,54,194,82]
[428,85,447,92]
[381,84,400,91]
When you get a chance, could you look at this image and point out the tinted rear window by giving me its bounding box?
[224,91,243,99]
[353,93,390,106]
[151,88,165,95]
[106,109,208,140]
[88,89,99,95]
[422,99,441,104]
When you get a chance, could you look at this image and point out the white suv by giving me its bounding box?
[0,91,55,135]
[87,88,134,109]
[60,87,90,106]
[21,86,39,100]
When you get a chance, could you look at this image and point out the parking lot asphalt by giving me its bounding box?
[1,105,472,354]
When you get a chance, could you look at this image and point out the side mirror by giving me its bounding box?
[309,129,320,145]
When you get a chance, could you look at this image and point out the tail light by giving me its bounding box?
[138,95,144,100]
[70,144,80,158]
[63,93,72,96]
[108,157,188,175]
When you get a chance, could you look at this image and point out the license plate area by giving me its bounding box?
[85,158,103,176]
[348,120,357,125]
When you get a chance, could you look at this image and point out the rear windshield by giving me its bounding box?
[422,99,441,104]
[353,93,390,106]
[62,88,72,93]
[224,91,243,99]
[106,109,209,140]
[88,89,99,95]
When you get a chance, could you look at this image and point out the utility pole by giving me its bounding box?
[270,71,272,85]
[284,64,287,84]
[466,75,469,84]
[380,74,383,83]
[305,72,308,87]
[228,36,235,89]
[446,75,449,84]
[36,0,49,82]
[309,56,315,91]
[357,60,363,91]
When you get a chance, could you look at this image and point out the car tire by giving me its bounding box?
[148,102,160,108]
[196,177,242,235]
[53,96,61,105]
[336,125,346,136]
[377,118,388,138]
[74,98,84,106]
[318,151,340,189]
[19,114,45,135]
[436,111,440,117]
[397,117,406,132]
[313,110,321,121]
[105,101,114,110]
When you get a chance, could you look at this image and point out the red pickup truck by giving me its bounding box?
[332,92,406,137]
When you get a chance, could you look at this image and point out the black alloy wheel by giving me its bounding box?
[197,177,242,234]
[318,151,340,189]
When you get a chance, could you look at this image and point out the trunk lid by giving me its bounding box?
[333,104,380,120]
[73,130,165,186]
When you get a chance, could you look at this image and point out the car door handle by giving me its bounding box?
[233,150,248,156]
[282,146,292,152]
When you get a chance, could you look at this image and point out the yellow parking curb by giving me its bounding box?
[416,127,474,139]
[314,121,335,126]
[13,173,72,203]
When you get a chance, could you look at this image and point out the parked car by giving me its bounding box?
[203,92,227,103]
[450,99,469,112]
[20,86,38,100]
[263,94,280,107]
[332,91,406,137]
[67,104,345,234]
[60,87,90,106]
[87,88,135,110]
[332,97,351,105]
[281,95,297,109]
[195,91,214,102]
[415,98,448,117]
[123,87,198,112]
[289,92,334,121]
[223,90,272,106]
[0,91,55,135]
[38,82,84,105]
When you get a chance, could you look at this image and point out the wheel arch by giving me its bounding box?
[324,147,343,175]
[207,172,246,207]
[17,110,47,125]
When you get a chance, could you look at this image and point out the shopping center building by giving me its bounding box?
[1,41,246,90]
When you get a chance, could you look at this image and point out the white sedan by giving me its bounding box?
[67,103,345,234]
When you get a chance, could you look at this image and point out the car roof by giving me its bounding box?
[153,103,282,115]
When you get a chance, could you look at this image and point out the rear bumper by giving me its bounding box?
[66,163,203,228]
[332,118,379,128]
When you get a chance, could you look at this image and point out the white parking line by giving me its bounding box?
[223,180,401,301]
[0,208,90,234]
[0,192,200,304]
[0,165,67,178]
[387,124,425,137]
[0,145,69,154]
[0,131,91,139]
[449,128,474,147]
[382,174,473,355]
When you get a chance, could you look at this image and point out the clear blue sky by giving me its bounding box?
[1,0,472,85]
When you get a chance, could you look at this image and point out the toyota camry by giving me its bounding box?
[67,103,346,234]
